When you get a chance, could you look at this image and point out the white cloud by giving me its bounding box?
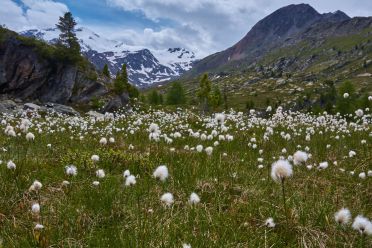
[0,0,28,30]
[0,0,68,31]
[1,0,371,58]
[106,0,372,56]
[106,0,267,55]
[89,24,215,57]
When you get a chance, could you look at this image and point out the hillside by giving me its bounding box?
[187,4,353,75]
[156,4,372,110]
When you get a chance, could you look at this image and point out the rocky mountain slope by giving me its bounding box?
[0,27,127,111]
[21,27,197,87]
[157,4,372,110]
[187,4,369,76]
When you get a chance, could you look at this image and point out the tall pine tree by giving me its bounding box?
[56,12,80,55]
[114,64,127,95]
[197,73,211,112]
[102,64,110,78]
[166,82,186,105]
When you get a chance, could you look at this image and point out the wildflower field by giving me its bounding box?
[0,107,371,247]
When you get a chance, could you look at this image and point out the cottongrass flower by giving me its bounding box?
[29,180,42,191]
[343,93,349,98]
[65,165,77,176]
[26,132,35,141]
[359,172,366,179]
[182,244,191,248]
[205,147,213,156]
[62,180,70,187]
[196,145,203,153]
[188,192,201,205]
[271,159,293,227]
[160,193,174,206]
[271,160,293,183]
[349,150,356,158]
[125,175,136,186]
[264,218,276,228]
[352,215,372,235]
[96,169,105,178]
[355,109,364,117]
[318,161,328,170]
[92,181,100,186]
[7,160,16,170]
[293,151,308,165]
[215,113,225,125]
[149,123,160,133]
[31,203,40,214]
[109,137,115,143]
[123,169,131,178]
[34,224,44,230]
[99,137,107,145]
[334,208,351,225]
[153,165,169,182]
[91,155,99,162]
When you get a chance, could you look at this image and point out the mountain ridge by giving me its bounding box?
[187,4,355,76]
[20,27,198,87]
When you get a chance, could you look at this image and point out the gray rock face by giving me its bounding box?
[0,35,109,105]
[0,100,18,113]
[103,93,129,112]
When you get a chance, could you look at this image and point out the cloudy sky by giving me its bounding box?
[1,0,372,57]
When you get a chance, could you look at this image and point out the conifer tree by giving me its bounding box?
[197,73,211,112]
[102,64,110,78]
[166,82,186,105]
[210,85,223,108]
[148,90,160,105]
[56,12,80,55]
[114,64,127,95]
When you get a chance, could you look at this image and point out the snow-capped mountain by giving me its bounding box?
[20,27,197,87]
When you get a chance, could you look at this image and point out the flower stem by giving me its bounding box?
[281,179,288,229]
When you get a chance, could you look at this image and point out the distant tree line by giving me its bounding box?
[145,74,225,111]
[298,80,371,115]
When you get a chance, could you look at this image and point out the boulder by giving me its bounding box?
[44,103,80,116]
[87,110,104,119]
[24,102,41,111]
[0,100,18,113]
[103,93,129,112]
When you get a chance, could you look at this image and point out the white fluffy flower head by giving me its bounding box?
[271,160,293,182]
[153,165,169,182]
[334,208,351,225]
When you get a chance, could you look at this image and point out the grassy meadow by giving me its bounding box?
[0,107,371,247]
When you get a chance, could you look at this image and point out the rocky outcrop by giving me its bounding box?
[103,93,130,113]
[0,29,120,107]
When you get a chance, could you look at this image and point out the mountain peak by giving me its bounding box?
[225,4,321,61]
[322,10,350,22]
[188,4,366,76]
